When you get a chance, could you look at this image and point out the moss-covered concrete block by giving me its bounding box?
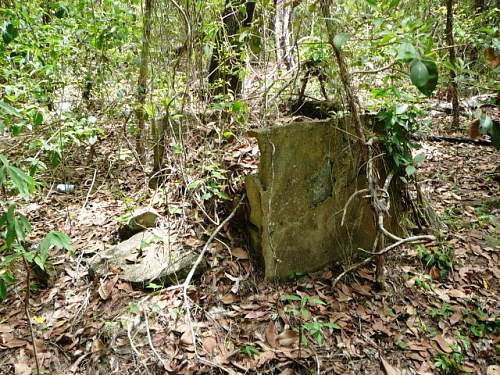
[246,117,401,280]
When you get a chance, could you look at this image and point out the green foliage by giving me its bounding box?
[301,319,340,346]
[240,345,259,357]
[377,104,425,179]
[187,163,230,201]
[0,155,71,301]
[281,292,325,319]
[474,110,500,150]
[0,155,38,199]
[434,351,463,375]
[431,303,454,320]
[417,244,454,278]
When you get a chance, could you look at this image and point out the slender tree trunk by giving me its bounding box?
[274,0,295,70]
[135,0,153,164]
[208,0,255,97]
[318,0,365,147]
[445,0,460,128]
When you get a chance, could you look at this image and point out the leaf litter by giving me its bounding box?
[0,113,498,374]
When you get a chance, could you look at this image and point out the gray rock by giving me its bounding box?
[118,208,161,240]
[89,229,206,286]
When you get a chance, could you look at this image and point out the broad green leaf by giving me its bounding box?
[187,180,203,190]
[37,232,72,269]
[406,165,416,176]
[325,322,342,330]
[6,164,36,200]
[0,101,21,118]
[410,59,438,96]
[410,60,429,87]
[413,152,427,165]
[397,43,418,62]
[308,297,326,305]
[395,104,409,115]
[334,33,350,49]
[5,204,16,248]
[2,22,18,44]
[33,111,43,127]
[388,0,401,8]
[365,0,377,6]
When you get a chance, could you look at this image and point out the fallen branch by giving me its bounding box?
[422,135,493,147]
[332,234,435,288]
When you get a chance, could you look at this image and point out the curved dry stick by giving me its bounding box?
[181,193,245,372]
[332,234,435,288]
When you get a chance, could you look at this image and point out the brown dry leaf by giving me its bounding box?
[380,356,402,375]
[0,324,13,333]
[180,330,193,346]
[265,321,277,348]
[352,283,372,296]
[433,335,453,353]
[0,333,27,349]
[14,363,31,375]
[244,310,267,320]
[278,369,296,375]
[430,266,440,281]
[448,289,467,299]
[221,293,237,304]
[256,350,275,367]
[372,320,392,336]
[91,338,105,353]
[203,337,217,355]
[469,119,480,139]
[98,274,119,300]
[231,247,249,260]
[449,311,462,326]
[276,329,299,348]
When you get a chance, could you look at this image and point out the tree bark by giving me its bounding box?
[319,0,365,147]
[445,0,460,128]
[135,0,153,163]
[208,0,255,97]
[274,0,295,70]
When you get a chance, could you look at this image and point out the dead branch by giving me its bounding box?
[331,234,436,288]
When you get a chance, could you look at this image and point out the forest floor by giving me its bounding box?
[0,109,498,375]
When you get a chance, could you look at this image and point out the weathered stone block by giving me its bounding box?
[246,117,400,280]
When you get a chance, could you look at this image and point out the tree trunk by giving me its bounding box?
[445,0,460,128]
[135,0,153,164]
[208,0,255,98]
[274,0,295,70]
[318,0,365,147]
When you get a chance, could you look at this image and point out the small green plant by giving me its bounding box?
[281,293,325,319]
[376,104,426,181]
[417,244,454,278]
[414,274,433,291]
[301,319,341,346]
[240,345,259,358]
[431,303,454,320]
[0,155,72,300]
[187,163,230,201]
[433,347,463,374]
[440,205,465,231]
